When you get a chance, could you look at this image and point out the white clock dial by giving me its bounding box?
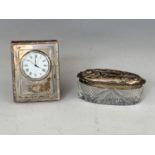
[20,50,50,80]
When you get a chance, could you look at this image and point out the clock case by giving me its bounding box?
[11,40,60,103]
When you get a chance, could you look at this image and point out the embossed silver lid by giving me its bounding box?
[77,69,146,90]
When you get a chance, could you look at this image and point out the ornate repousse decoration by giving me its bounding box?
[77,69,146,90]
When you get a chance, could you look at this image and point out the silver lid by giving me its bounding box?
[77,69,146,90]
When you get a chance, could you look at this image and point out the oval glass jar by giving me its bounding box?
[77,69,146,105]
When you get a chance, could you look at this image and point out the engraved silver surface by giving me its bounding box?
[78,81,144,105]
[11,40,60,103]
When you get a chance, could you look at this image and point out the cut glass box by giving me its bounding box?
[77,69,146,105]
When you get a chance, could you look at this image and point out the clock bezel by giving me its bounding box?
[20,50,51,81]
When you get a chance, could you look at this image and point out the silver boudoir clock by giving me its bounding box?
[11,40,60,103]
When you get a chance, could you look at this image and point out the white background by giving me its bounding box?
[0,0,155,155]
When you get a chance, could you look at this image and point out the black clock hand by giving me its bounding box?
[34,64,46,73]
[35,64,40,68]
[34,63,42,69]
[26,59,40,68]
[35,56,37,65]
[34,56,42,69]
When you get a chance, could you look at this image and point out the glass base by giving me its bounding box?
[78,81,144,105]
